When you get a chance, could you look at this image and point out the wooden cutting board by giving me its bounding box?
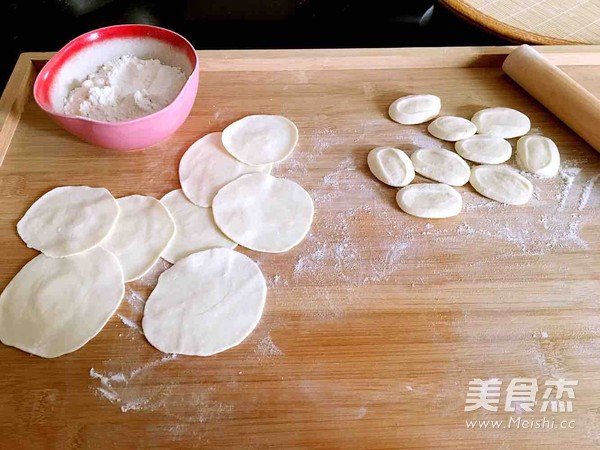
[1,47,600,449]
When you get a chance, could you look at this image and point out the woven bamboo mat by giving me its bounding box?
[442,0,600,44]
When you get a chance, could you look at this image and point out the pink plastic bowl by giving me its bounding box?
[34,24,199,151]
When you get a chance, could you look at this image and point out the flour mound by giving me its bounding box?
[64,55,187,122]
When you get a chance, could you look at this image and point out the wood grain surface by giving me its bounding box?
[441,0,600,45]
[1,47,600,449]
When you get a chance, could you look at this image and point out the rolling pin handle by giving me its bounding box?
[503,44,600,154]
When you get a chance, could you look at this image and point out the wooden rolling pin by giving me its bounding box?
[503,44,600,153]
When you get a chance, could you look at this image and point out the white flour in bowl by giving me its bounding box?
[63,55,187,122]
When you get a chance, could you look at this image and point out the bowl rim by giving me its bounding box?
[33,24,199,126]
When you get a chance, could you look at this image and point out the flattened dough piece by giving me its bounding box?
[179,132,271,207]
[0,247,124,358]
[388,94,441,125]
[142,248,267,356]
[160,189,235,264]
[222,115,299,166]
[427,116,477,141]
[212,172,314,253]
[471,107,531,139]
[516,135,560,178]
[455,135,512,164]
[101,195,176,282]
[367,147,415,187]
[411,148,470,186]
[470,165,533,205]
[396,184,462,219]
[17,186,119,257]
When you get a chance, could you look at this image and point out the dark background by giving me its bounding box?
[1,0,508,90]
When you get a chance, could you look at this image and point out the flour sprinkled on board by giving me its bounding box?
[579,174,600,211]
[285,142,597,296]
[125,287,146,313]
[405,127,447,149]
[267,274,289,288]
[291,206,410,287]
[255,333,284,359]
[557,165,582,208]
[90,281,240,422]
[117,313,143,335]
[311,126,338,154]
[136,258,172,288]
[90,353,177,413]
[117,287,147,340]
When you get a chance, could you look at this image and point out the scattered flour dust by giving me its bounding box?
[89,344,235,423]
[91,281,237,423]
[355,406,368,419]
[90,353,178,412]
[285,142,597,293]
[579,174,600,211]
[137,258,172,288]
[532,331,550,339]
[90,352,234,421]
[117,313,143,335]
[270,125,598,320]
[557,166,582,208]
[115,286,147,340]
[125,287,146,313]
[254,333,284,359]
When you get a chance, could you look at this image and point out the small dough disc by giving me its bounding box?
[455,135,512,164]
[427,116,477,141]
[0,247,124,358]
[388,94,441,125]
[470,165,533,205]
[101,195,176,282]
[222,115,299,166]
[142,248,267,356]
[396,184,463,219]
[179,132,271,207]
[471,107,531,139]
[367,147,415,187]
[160,189,236,264]
[410,148,470,186]
[516,135,560,178]
[212,172,314,253]
[17,186,119,257]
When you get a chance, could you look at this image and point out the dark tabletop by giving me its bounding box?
[0,0,508,90]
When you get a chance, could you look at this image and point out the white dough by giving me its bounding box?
[17,186,119,258]
[367,147,415,187]
[388,94,441,125]
[410,148,470,186]
[396,184,462,219]
[455,135,512,164]
[142,248,267,356]
[101,195,176,282]
[0,247,124,358]
[516,135,560,178]
[427,116,477,141]
[212,172,314,253]
[470,165,533,205]
[222,115,299,166]
[160,189,235,264]
[179,132,271,207]
[471,107,531,139]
